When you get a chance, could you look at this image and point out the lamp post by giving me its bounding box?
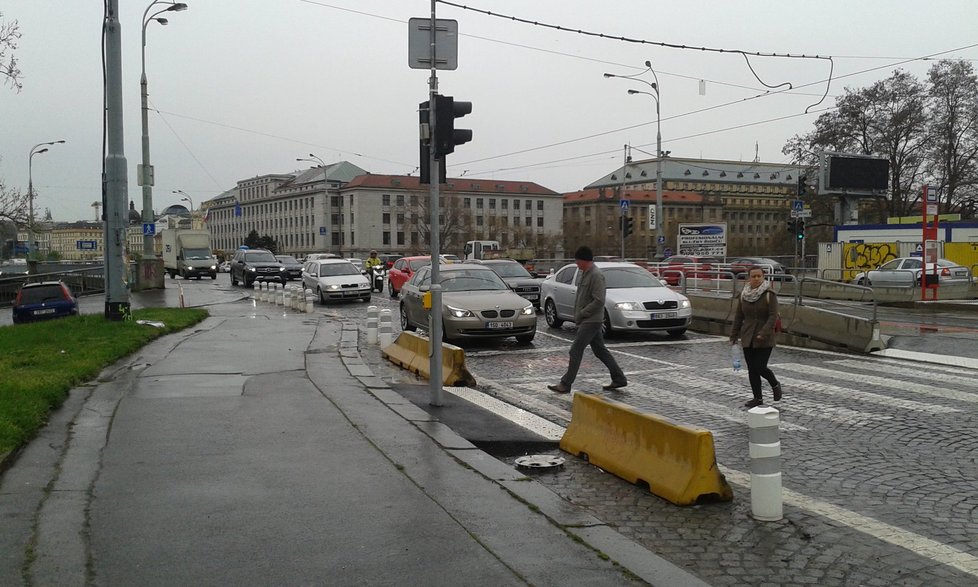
[296,153,331,252]
[173,189,193,213]
[28,140,66,258]
[141,1,188,256]
[605,60,664,259]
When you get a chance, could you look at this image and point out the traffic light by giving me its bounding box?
[419,100,446,184]
[433,94,472,157]
[797,175,808,196]
[621,215,634,238]
[796,219,806,240]
[787,218,796,234]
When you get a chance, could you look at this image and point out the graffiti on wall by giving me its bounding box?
[843,242,899,282]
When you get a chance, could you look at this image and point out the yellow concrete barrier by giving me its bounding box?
[382,331,476,387]
[560,393,732,506]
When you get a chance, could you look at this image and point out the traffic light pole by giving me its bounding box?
[427,0,444,407]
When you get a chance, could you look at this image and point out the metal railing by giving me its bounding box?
[0,267,106,307]
[796,276,878,322]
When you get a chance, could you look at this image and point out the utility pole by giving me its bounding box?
[427,0,444,406]
[103,0,131,320]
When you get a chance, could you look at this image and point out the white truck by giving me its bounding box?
[161,229,217,280]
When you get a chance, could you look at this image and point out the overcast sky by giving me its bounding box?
[2,0,976,222]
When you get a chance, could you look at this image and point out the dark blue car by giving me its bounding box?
[12,281,79,324]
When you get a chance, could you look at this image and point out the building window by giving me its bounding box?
[536,217,543,227]
[383,232,391,245]
[501,199,508,210]
[411,232,419,245]
[331,213,340,226]
[383,213,391,224]
[476,216,484,226]
[410,194,418,206]
[489,199,496,209]
[514,199,520,210]
[397,232,404,245]
[525,217,532,226]
[537,200,544,211]
[397,213,405,224]
[383,194,391,206]
[525,200,532,211]
[331,196,340,207]
[464,197,471,208]
[396,194,405,206]
[476,198,484,209]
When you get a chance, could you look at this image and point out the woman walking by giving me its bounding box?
[730,266,782,408]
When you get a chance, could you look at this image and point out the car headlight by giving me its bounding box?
[521,304,534,315]
[446,304,474,318]
[680,298,691,309]
[279,267,286,272]
[360,283,370,289]
[328,284,340,290]
[209,265,217,270]
[246,267,256,272]
[615,301,641,311]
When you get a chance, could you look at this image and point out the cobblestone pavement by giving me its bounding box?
[233,279,978,587]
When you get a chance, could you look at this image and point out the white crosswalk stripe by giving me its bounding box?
[828,359,978,387]
[777,363,978,405]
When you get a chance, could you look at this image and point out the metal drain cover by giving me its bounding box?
[514,454,565,469]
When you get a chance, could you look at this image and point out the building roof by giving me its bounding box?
[585,156,804,190]
[280,160,369,189]
[342,174,560,196]
[563,188,707,204]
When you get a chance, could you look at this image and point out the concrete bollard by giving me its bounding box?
[284,286,292,309]
[253,282,260,301]
[278,284,286,306]
[259,283,267,303]
[305,291,314,313]
[748,406,783,521]
[378,308,393,347]
[288,285,296,310]
[293,286,301,310]
[366,305,379,344]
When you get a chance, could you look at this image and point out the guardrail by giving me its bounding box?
[795,277,878,322]
[0,267,106,307]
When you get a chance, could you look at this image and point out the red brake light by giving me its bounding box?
[60,284,72,300]
[14,290,22,305]
[941,268,950,276]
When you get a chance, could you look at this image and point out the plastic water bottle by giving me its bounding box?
[731,344,743,371]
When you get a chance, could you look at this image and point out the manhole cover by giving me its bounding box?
[514,454,565,470]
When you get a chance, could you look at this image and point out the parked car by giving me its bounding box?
[12,281,79,324]
[306,252,343,262]
[274,255,304,281]
[727,257,790,281]
[379,253,404,270]
[347,258,365,273]
[388,255,432,297]
[470,258,543,309]
[652,255,723,286]
[399,263,536,343]
[302,259,371,303]
[229,248,287,287]
[853,257,972,286]
[541,262,693,337]
[440,254,461,264]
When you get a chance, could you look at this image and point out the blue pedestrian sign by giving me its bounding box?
[791,200,804,212]
[620,199,630,212]
[142,223,156,236]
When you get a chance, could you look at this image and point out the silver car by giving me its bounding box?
[399,263,536,343]
[854,257,972,286]
[302,259,371,303]
[541,261,693,337]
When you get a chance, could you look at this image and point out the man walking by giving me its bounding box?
[548,246,627,394]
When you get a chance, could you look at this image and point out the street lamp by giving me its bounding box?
[172,189,193,213]
[141,1,188,256]
[28,140,66,257]
[605,60,664,259]
[296,153,331,252]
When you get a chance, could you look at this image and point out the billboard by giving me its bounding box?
[819,152,889,195]
[677,223,727,257]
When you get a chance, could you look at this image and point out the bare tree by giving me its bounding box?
[926,60,978,216]
[1,13,22,92]
[412,192,472,252]
[0,174,29,224]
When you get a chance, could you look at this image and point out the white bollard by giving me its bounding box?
[378,308,393,347]
[366,305,379,344]
[292,286,300,310]
[259,282,267,303]
[305,291,314,313]
[748,406,783,521]
[287,285,295,310]
[253,282,260,301]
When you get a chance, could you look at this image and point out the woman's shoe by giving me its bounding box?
[744,398,764,408]
[773,383,783,402]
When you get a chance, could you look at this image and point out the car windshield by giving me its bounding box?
[276,256,298,264]
[183,248,211,260]
[245,252,277,263]
[489,263,532,278]
[604,267,665,289]
[409,259,432,271]
[439,269,508,292]
[319,263,360,277]
[19,285,67,304]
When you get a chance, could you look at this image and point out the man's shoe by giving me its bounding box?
[772,383,783,402]
[744,398,764,408]
[548,384,570,394]
[602,381,627,391]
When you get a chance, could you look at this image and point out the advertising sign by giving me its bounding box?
[677,223,727,257]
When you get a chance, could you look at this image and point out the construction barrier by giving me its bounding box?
[382,331,476,387]
[560,393,732,506]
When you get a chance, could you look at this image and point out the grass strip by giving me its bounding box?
[0,308,208,455]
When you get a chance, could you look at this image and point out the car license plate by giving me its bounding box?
[651,312,677,319]
[34,308,56,315]
[524,294,539,300]
[487,321,514,329]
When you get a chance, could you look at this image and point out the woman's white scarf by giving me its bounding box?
[740,279,770,303]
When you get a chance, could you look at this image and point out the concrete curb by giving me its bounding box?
[335,319,711,587]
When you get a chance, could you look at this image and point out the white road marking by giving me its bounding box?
[874,348,978,371]
[754,374,958,414]
[778,363,978,405]
[829,359,978,385]
[452,382,978,581]
[443,385,565,441]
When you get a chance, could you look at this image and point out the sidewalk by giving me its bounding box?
[0,290,705,586]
